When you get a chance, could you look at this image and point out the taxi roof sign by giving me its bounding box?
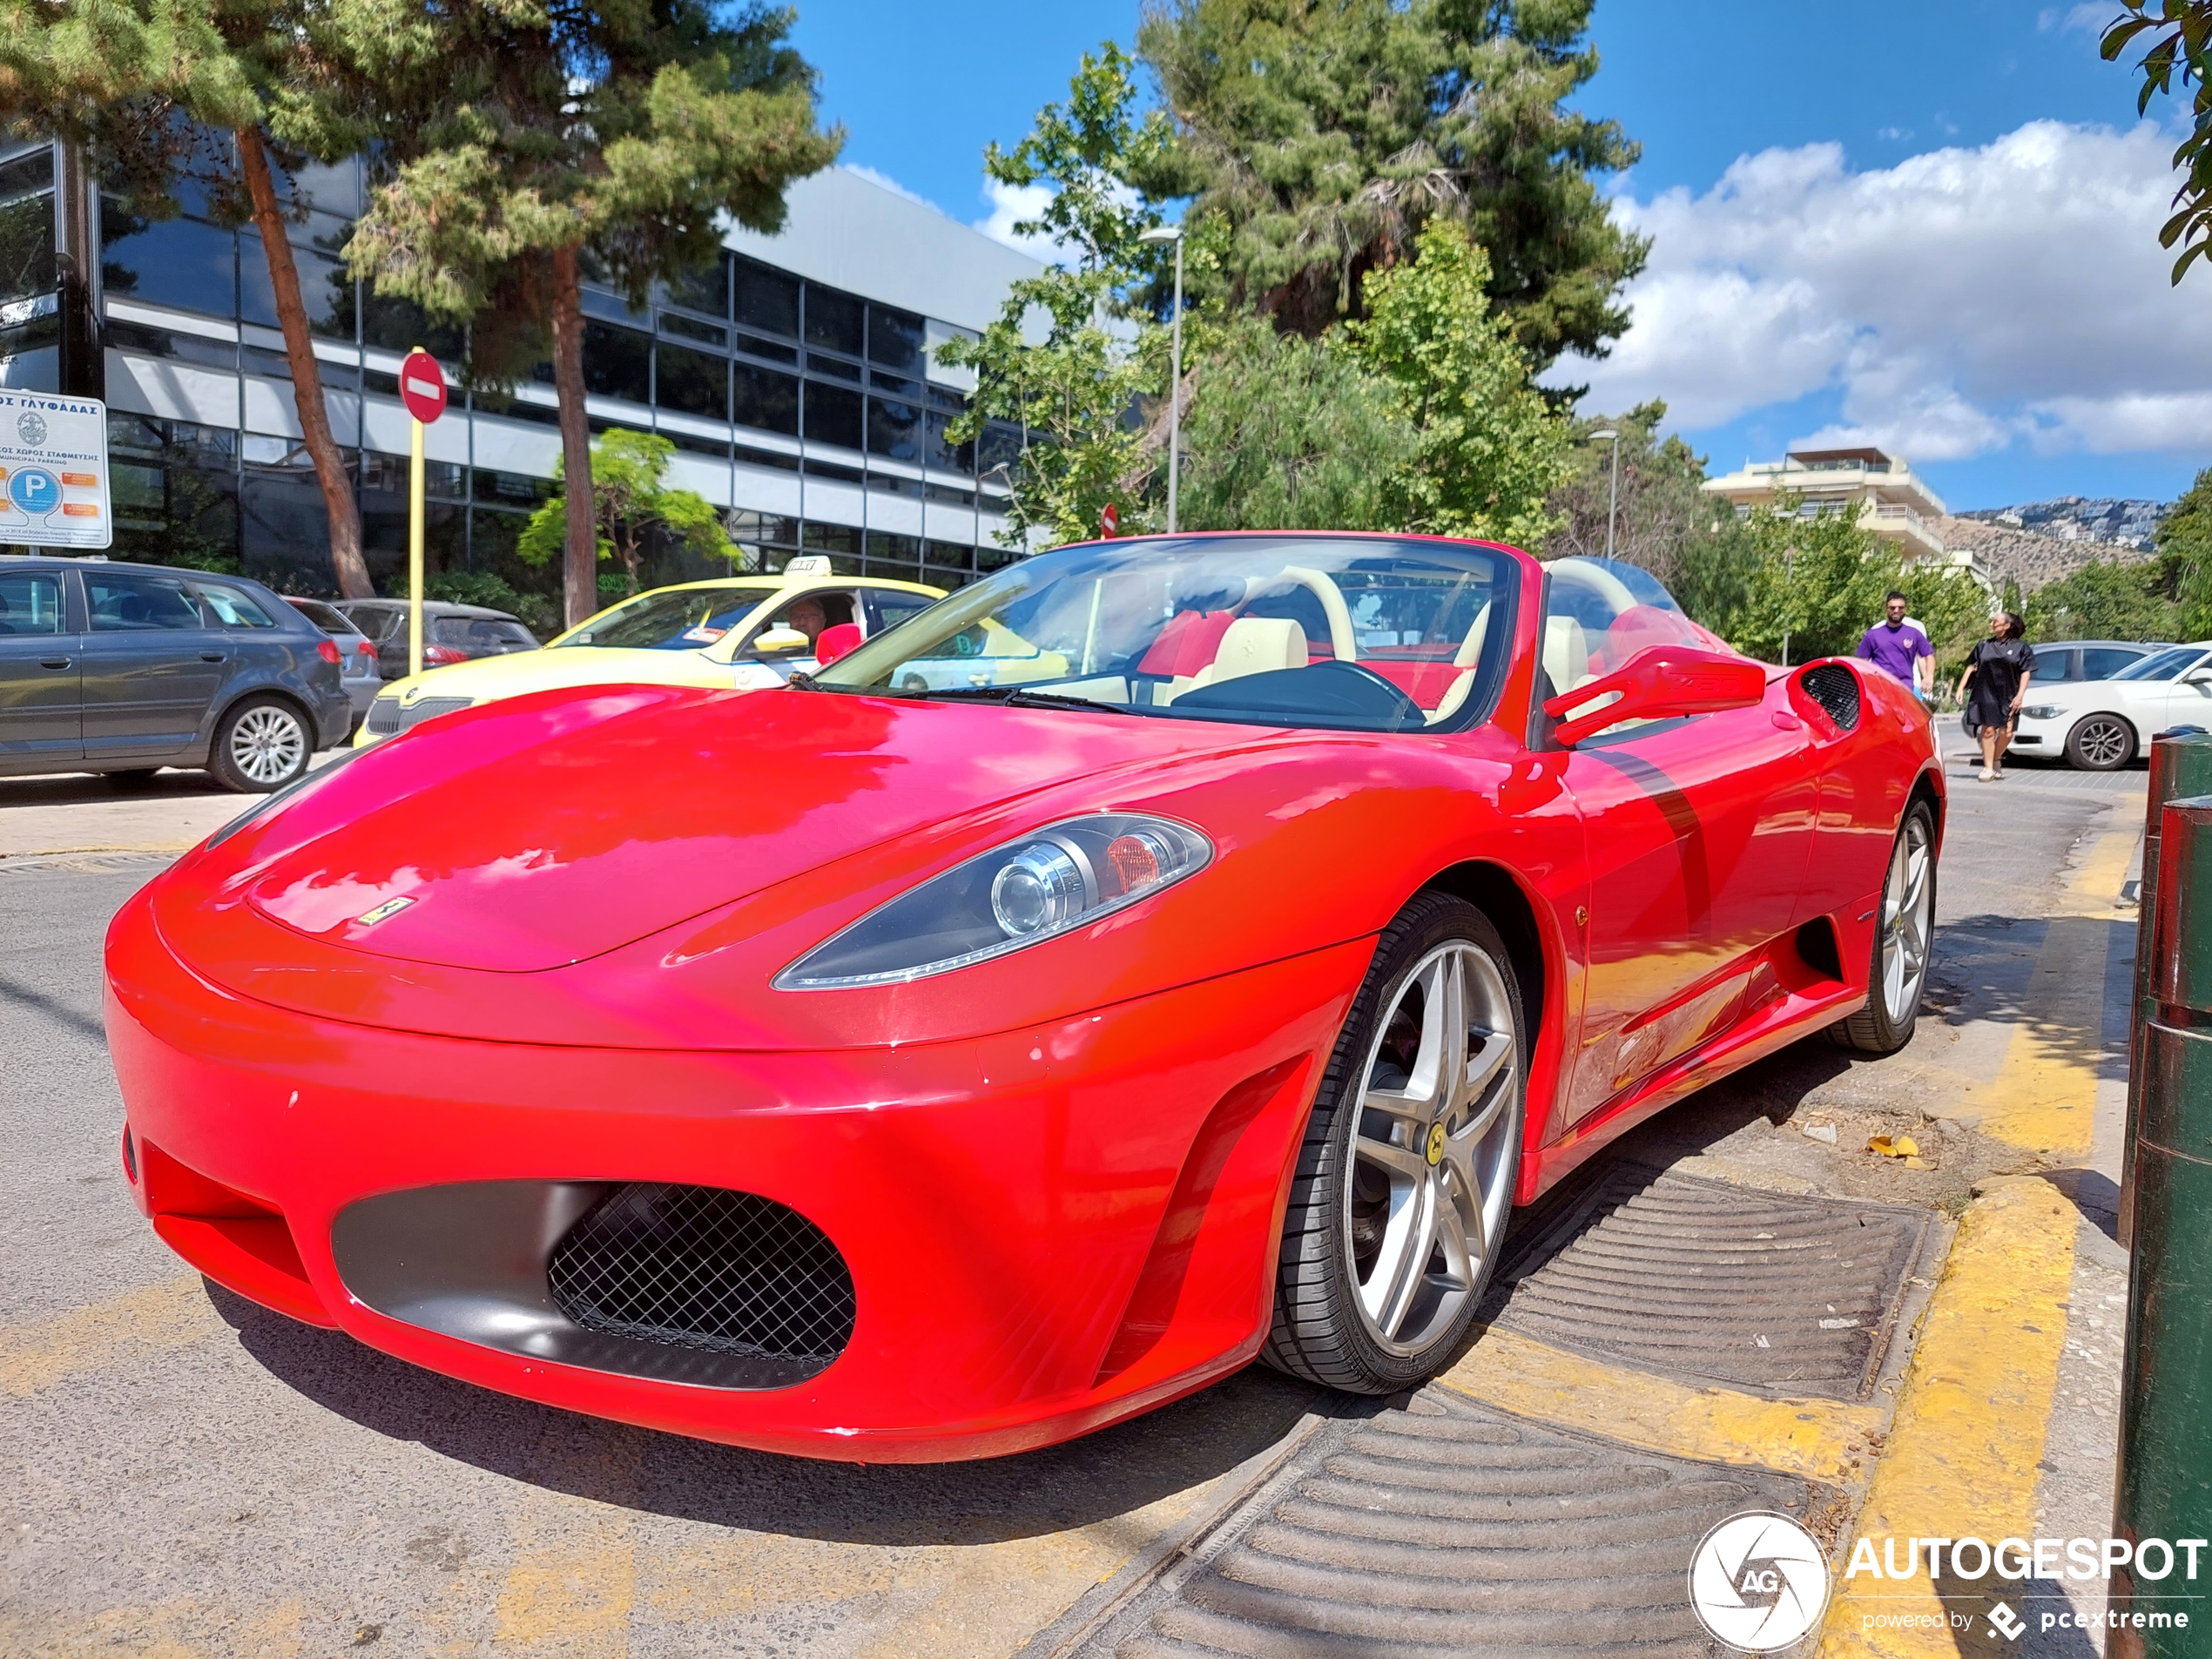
[785,555,833,577]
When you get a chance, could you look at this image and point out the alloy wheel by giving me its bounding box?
[2075,717,2130,770]
[1880,812,1934,1024]
[1344,941,1521,1357]
[228,705,306,785]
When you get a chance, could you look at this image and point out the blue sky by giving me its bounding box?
[790,2,2204,511]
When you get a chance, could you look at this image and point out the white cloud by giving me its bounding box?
[1553,119,2212,461]
[842,165,940,212]
[2039,3,2114,33]
[974,179,1063,259]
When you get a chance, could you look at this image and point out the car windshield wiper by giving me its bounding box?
[907,685,1133,715]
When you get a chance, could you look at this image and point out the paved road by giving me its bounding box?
[0,762,2143,1656]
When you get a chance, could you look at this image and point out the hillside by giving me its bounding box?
[1956,496,2168,548]
[1932,514,2155,593]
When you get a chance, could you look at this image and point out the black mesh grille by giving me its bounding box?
[1799,663,1862,730]
[547,1184,855,1366]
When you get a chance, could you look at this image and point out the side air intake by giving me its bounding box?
[1798,663,1862,732]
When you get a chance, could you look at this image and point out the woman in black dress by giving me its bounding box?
[1956,611,2035,780]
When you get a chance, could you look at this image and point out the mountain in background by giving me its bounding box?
[1956,496,2168,549]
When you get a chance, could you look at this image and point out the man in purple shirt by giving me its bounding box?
[1857,590,1933,696]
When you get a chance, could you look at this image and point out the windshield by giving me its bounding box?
[559,586,778,651]
[813,536,1520,732]
[2111,646,2209,683]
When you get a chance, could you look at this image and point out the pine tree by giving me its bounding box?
[1,0,380,597]
[330,0,840,627]
[1135,0,1646,368]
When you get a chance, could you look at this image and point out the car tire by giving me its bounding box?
[105,768,161,790]
[2064,712,2135,772]
[1261,892,1527,1394]
[207,696,312,793]
[1830,799,1938,1055]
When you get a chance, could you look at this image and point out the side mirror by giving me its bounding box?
[816,622,863,665]
[750,626,813,656]
[2184,667,2212,686]
[1542,644,1768,746]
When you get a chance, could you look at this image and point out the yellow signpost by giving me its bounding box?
[397,348,449,678]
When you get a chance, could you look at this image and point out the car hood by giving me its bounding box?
[238,685,1260,973]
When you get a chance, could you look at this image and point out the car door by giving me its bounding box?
[78,568,231,759]
[2114,648,2212,739]
[2157,648,2212,733]
[1540,565,1817,1125]
[0,566,84,767]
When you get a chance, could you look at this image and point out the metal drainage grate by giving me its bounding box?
[1487,1164,1933,1402]
[1074,1388,1837,1658]
[547,1183,855,1370]
[1797,663,1862,731]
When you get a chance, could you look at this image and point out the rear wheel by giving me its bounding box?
[208,697,310,793]
[2064,712,2134,772]
[1262,893,1526,1393]
[1830,800,1937,1055]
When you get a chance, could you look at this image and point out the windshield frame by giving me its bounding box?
[809,532,1527,737]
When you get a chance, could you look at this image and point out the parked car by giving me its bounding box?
[334,598,541,681]
[112,541,1946,1459]
[282,597,382,728]
[0,556,350,790]
[354,560,943,744]
[2015,639,2168,687]
[2010,641,2212,769]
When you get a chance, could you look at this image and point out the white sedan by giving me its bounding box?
[2009,642,2212,770]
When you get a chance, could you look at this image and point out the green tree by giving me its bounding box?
[1542,401,1730,588]
[1341,219,1570,547]
[516,429,727,598]
[939,47,1171,547]
[1698,498,1896,664]
[336,0,839,626]
[2103,1,2212,281]
[2024,556,2182,645]
[1174,314,1415,530]
[2152,463,2212,636]
[1,0,378,596]
[1135,0,1646,363]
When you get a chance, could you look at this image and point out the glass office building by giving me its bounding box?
[0,139,1040,621]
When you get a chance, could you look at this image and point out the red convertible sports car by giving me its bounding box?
[107,533,1942,1461]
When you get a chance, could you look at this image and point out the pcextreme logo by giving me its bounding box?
[1689,1512,1831,1652]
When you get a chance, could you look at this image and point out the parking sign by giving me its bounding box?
[0,392,111,550]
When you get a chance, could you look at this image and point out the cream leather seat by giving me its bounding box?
[1543,615,1591,694]
[1159,616,1308,705]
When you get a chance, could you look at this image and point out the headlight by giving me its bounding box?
[2021,705,2061,720]
[775,813,1213,990]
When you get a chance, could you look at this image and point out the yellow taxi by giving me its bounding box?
[356,559,944,745]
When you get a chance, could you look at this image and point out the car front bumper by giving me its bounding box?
[105,887,1366,1461]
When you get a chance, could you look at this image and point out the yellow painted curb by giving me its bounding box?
[1817,1177,2077,1656]
[0,1276,219,1398]
[1436,1326,1886,1487]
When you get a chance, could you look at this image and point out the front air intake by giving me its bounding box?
[547,1184,855,1372]
[1798,663,1862,731]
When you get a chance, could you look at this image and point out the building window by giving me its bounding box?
[100,212,235,320]
[802,380,862,451]
[664,251,731,319]
[801,521,860,556]
[733,362,799,435]
[867,303,924,372]
[803,286,863,357]
[0,147,57,307]
[867,394,921,464]
[583,320,651,404]
[654,341,727,421]
[735,258,799,338]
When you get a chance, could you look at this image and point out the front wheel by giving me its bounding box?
[1262,893,1527,1393]
[1830,800,1938,1055]
[2064,712,2134,772]
[208,696,311,793]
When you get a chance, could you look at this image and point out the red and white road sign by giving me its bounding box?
[399,349,448,424]
[1100,502,1118,537]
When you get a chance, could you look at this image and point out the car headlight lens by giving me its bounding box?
[2022,705,2061,720]
[776,813,1212,990]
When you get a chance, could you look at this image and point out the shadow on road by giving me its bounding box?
[206,1282,1320,1543]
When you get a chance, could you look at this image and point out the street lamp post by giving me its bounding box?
[1139,225,1184,533]
[1588,428,1622,560]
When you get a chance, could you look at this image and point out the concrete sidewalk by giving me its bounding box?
[0,761,342,863]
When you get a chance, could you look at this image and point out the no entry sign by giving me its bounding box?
[399,350,448,424]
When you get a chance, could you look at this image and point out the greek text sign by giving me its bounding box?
[0,392,111,550]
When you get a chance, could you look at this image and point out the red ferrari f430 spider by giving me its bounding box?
[106,533,1941,1460]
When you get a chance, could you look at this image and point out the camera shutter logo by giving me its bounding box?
[1688,1512,1831,1652]
[16,410,48,448]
